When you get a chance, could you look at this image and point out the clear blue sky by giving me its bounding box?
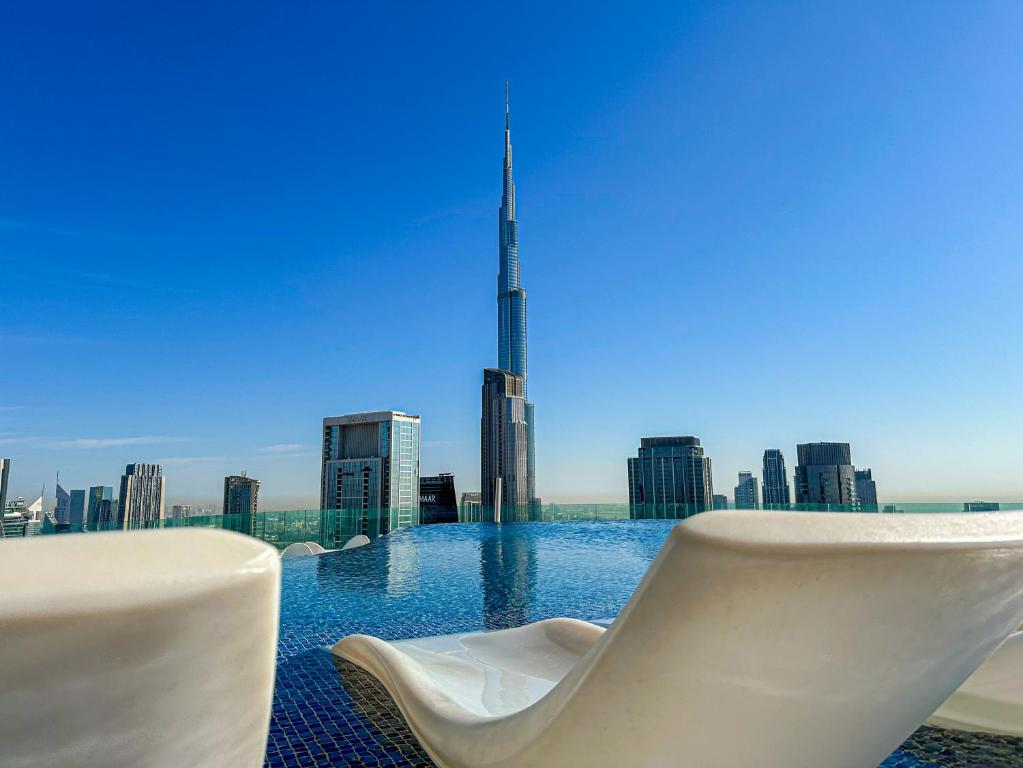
[3,1,1022,507]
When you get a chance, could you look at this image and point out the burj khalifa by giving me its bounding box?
[482,83,537,517]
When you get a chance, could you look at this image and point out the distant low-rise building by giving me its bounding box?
[1,496,43,538]
[963,501,1000,512]
[170,504,192,519]
[460,492,482,522]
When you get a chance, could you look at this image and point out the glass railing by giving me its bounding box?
[3,501,1021,549]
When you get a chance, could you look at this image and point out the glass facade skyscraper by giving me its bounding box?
[223,473,260,534]
[627,436,714,517]
[794,442,858,507]
[117,463,166,529]
[485,83,537,511]
[761,448,791,506]
[87,485,114,530]
[481,368,530,521]
[321,411,421,542]
[855,468,878,510]
[734,471,760,509]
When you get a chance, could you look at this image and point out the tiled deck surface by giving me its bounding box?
[267,521,1022,767]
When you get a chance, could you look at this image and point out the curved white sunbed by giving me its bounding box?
[1,529,280,768]
[341,534,371,550]
[281,541,327,558]
[928,630,1023,736]
[334,510,1023,768]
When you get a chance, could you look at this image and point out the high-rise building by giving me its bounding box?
[483,83,538,517]
[54,478,71,531]
[460,491,482,522]
[734,471,760,509]
[321,411,421,543]
[794,443,858,507]
[0,458,9,513]
[419,474,458,525]
[855,469,878,510]
[761,449,791,506]
[712,494,728,510]
[68,489,87,531]
[117,463,166,529]
[627,436,714,517]
[87,486,114,530]
[481,368,530,521]
[223,473,260,534]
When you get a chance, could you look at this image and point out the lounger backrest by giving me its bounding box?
[530,510,1023,768]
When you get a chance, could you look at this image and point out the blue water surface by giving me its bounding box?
[266,521,1017,767]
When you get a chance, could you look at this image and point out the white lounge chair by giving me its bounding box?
[0,529,280,768]
[342,534,371,550]
[929,629,1023,736]
[281,540,327,558]
[334,510,1023,768]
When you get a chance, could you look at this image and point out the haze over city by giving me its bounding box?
[3,1,1023,508]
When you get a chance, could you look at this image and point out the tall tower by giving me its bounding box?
[485,83,537,514]
[761,448,791,506]
[794,442,858,507]
[117,463,166,530]
[497,81,528,381]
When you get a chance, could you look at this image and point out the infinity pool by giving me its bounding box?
[266,521,1021,767]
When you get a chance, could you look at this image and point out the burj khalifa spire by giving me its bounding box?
[497,81,528,385]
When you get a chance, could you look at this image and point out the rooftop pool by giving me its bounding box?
[268,520,1022,767]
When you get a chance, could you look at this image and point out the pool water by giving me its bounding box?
[267,521,1022,767]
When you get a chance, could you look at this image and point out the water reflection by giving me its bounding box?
[479,525,537,630]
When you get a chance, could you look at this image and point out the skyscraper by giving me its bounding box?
[794,443,858,507]
[0,459,9,514]
[734,471,760,509]
[761,448,791,506]
[68,489,87,531]
[627,436,714,517]
[117,463,166,529]
[855,469,878,510]
[419,474,458,525]
[321,411,421,542]
[54,478,71,530]
[87,485,114,530]
[481,368,530,521]
[483,83,537,517]
[223,473,260,534]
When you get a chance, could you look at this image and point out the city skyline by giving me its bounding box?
[3,3,1023,505]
